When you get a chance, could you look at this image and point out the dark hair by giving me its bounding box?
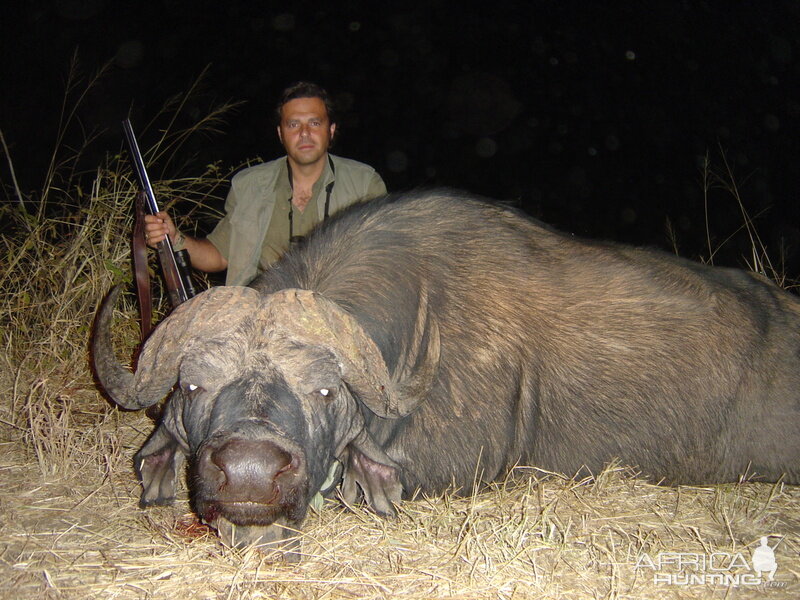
[275,81,336,126]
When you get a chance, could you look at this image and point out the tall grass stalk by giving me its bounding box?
[700,150,787,286]
[0,65,236,478]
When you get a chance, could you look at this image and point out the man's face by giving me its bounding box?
[277,97,336,168]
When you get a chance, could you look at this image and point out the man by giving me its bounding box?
[144,82,387,285]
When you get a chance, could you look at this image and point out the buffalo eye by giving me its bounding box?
[314,388,335,400]
[182,382,204,396]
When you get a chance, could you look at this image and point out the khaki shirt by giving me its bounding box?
[208,154,386,285]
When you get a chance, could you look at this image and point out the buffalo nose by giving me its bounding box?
[199,439,293,503]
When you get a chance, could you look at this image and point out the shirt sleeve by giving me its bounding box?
[206,185,237,260]
[365,171,388,199]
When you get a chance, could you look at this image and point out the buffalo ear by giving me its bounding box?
[340,430,403,516]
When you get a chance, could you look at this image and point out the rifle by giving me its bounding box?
[122,118,196,341]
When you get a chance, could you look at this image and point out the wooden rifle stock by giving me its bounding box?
[122,119,196,340]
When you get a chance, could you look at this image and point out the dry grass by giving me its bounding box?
[1,427,798,600]
[698,150,790,286]
[1,88,797,598]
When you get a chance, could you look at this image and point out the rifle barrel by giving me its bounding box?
[122,119,160,215]
[122,119,193,307]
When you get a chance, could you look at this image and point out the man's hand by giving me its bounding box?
[144,211,177,248]
[142,210,228,273]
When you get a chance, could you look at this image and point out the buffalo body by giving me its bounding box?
[93,191,800,557]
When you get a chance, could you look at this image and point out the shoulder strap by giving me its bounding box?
[324,154,335,219]
[133,191,152,342]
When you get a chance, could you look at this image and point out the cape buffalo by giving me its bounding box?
[93,191,800,559]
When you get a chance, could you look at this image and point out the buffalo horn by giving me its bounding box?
[92,286,262,410]
[266,289,437,418]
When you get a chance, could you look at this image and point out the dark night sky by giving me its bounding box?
[2,1,799,272]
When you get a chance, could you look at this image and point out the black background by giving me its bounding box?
[2,1,798,272]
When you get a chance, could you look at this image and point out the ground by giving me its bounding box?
[1,382,797,599]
